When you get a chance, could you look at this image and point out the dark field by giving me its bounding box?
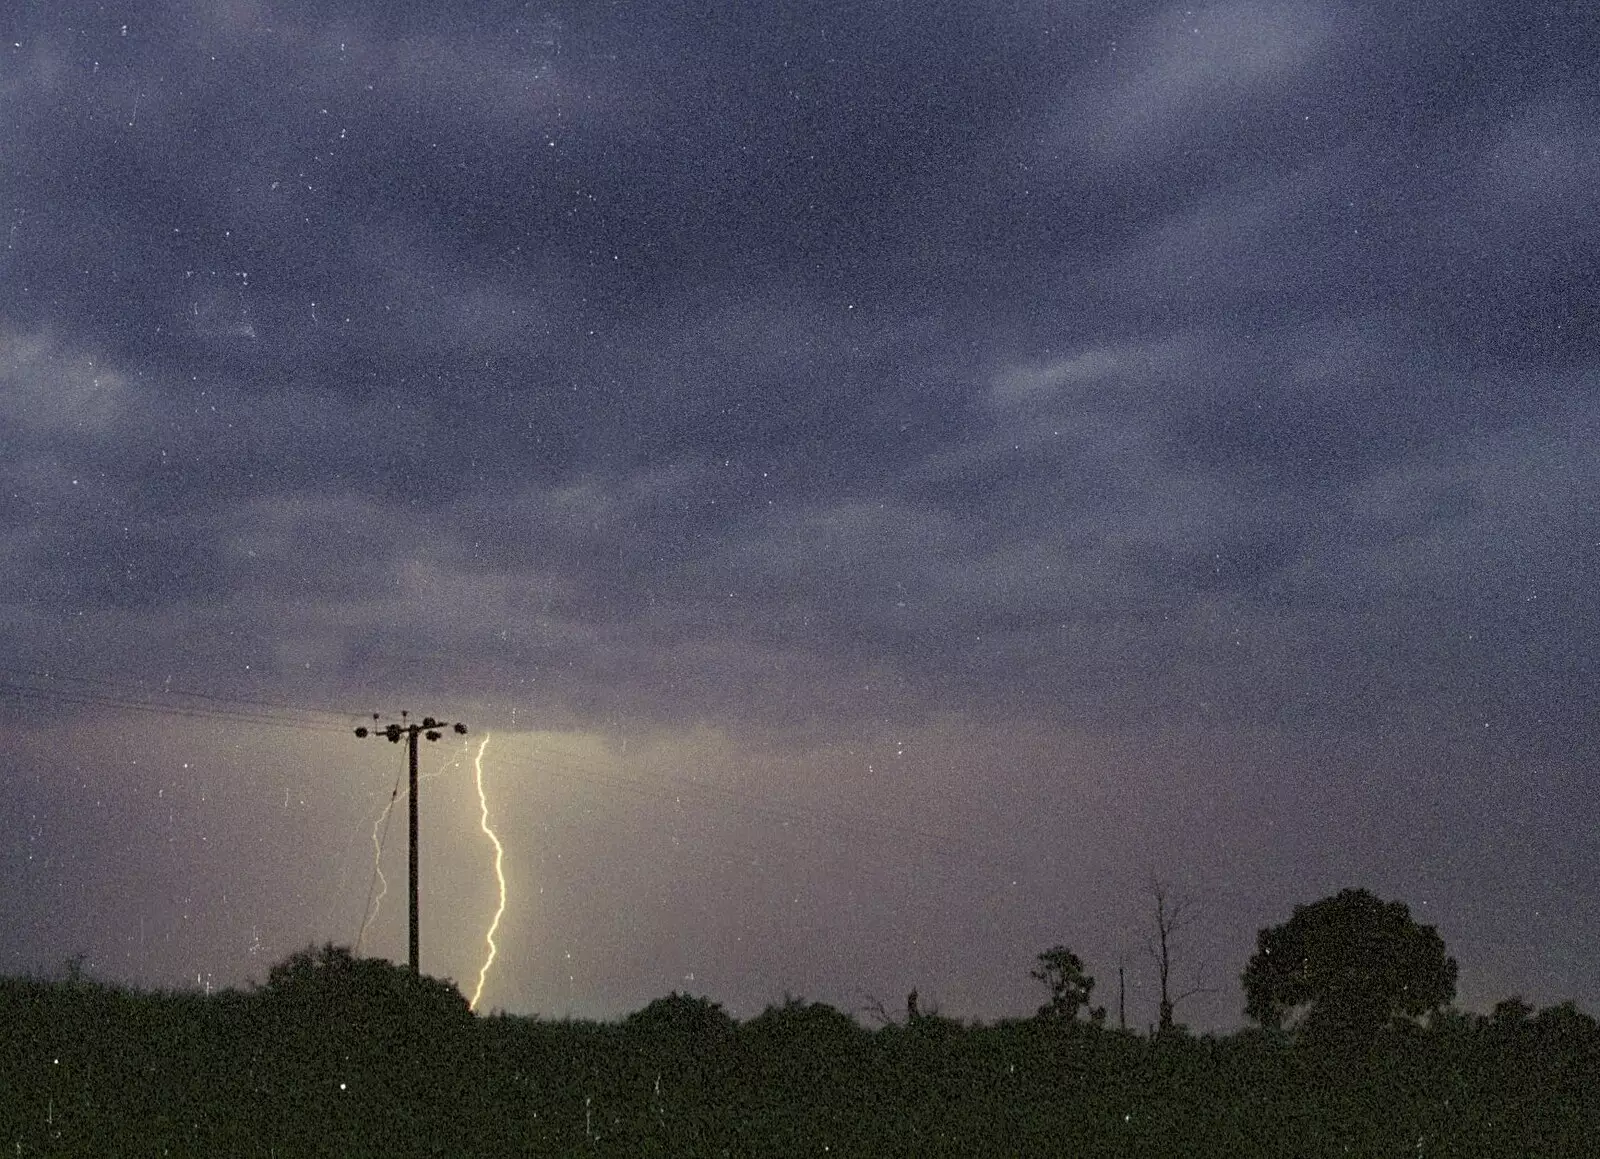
[3,953,1595,1157]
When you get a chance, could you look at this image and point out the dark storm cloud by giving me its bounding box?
[4,0,1599,740]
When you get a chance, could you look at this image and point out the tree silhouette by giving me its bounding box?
[1242,889,1456,1045]
[623,991,736,1043]
[746,995,861,1042]
[1147,878,1211,1035]
[257,942,471,1028]
[1030,946,1102,1025]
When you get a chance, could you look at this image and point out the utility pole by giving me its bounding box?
[354,711,468,975]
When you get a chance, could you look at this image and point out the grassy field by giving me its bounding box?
[2,960,1595,1156]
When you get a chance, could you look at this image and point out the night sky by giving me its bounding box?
[4,0,1599,1030]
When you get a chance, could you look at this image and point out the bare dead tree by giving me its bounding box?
[1147,877,1215,1034]
[856,990,939,1026]
[856,992,898,1027]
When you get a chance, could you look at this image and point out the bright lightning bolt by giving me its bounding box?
[470,734,506,1012]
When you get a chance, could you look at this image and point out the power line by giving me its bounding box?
[0,667,365,720]
[0,668,360,733]
[1,682,351,734]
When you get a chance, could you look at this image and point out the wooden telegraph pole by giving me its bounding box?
[354,712,468,974]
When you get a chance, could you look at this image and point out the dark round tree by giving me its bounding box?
[257,942,472,1029]
[1030,945,1100,1025]
[1242,888,1457,1044]
[623,991,737,1044]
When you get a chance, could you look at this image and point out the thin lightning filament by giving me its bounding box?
[470,735,506,1011]
[356,788,400,953]
[357,757,451,955]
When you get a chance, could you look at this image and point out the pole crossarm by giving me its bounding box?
[355,714,468,744]
[353,711,469,975]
